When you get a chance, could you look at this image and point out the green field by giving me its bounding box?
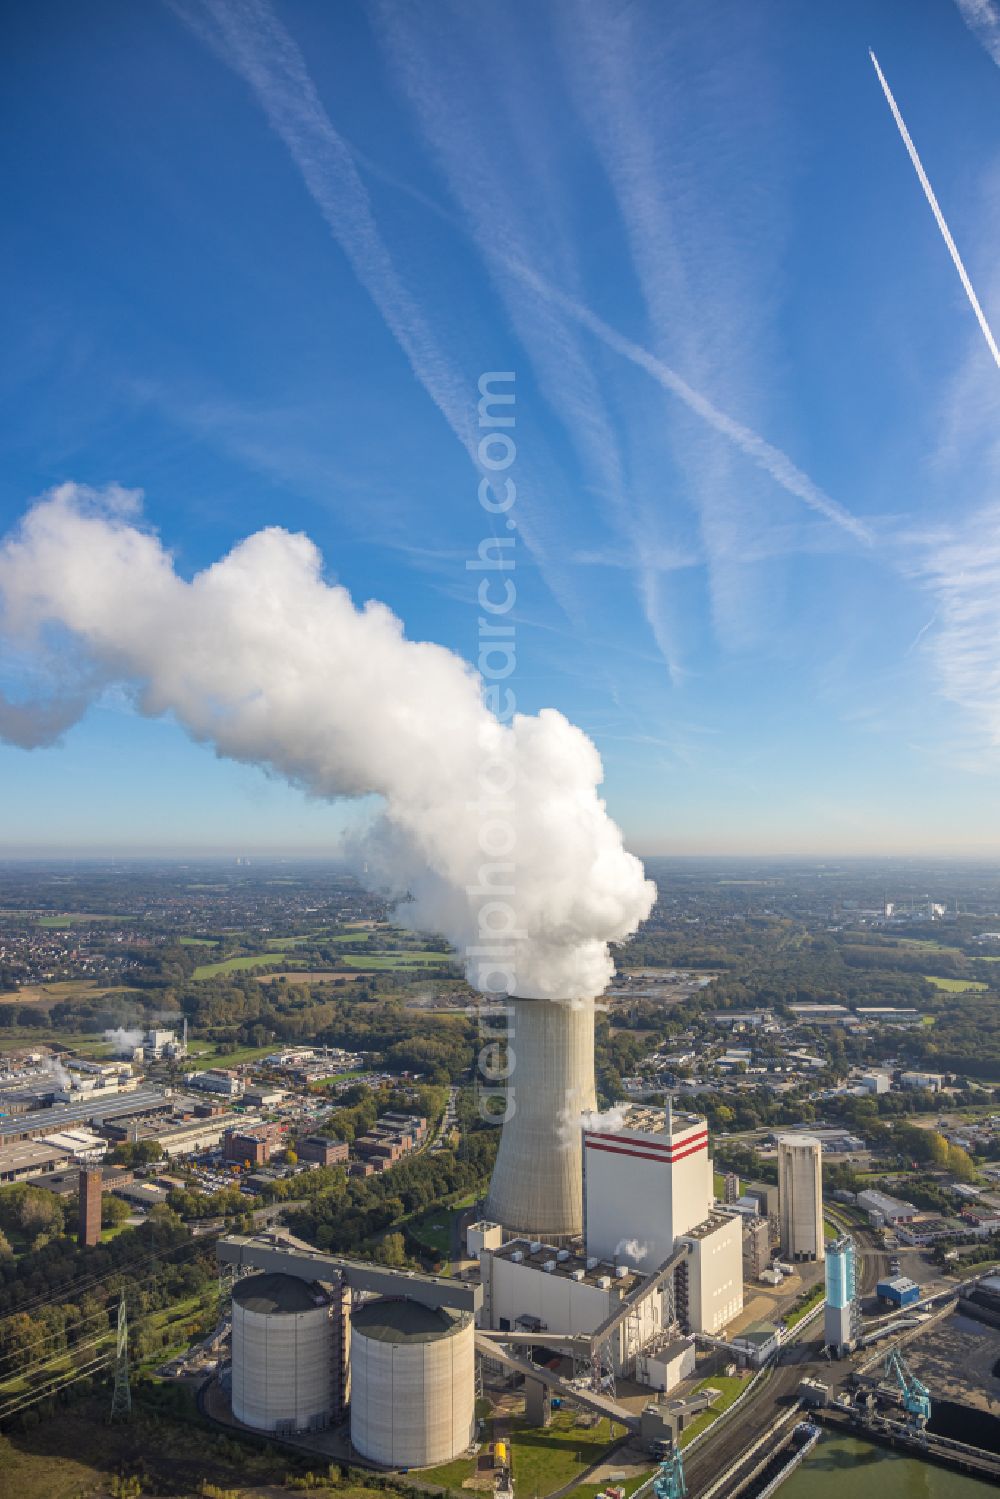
[924,974,989,992]
[341,950,453,969]
[192,949,294,979]
[177,936,217,946]
[421,1410,620,1496]
[678,1375,748,1447]
[184,1041,279,1068]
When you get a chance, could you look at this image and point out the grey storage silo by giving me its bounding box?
[350,1297,475,1467]
[231,1272,344,1433]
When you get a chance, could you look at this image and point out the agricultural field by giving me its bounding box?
[924,974,989,992]
[0,980,136,1008]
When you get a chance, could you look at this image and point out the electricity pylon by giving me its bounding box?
[109,1291,131,1421]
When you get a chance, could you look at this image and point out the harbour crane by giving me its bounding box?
[884,1346,931,1432]
[652,1443,687,1499]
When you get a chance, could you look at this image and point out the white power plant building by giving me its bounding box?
[777,1135,825,1262]
[475,1101,744,1362]
[583,1104,712,1271]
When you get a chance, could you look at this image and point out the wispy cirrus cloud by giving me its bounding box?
[955,0,1000,66]
[168,0,476,455]
[370,0,868,679]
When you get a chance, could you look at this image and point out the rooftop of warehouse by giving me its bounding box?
[490,1238,644,1290]
[352,1296,470,1343]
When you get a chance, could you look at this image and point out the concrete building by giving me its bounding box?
[824,1237,857,1354]
[723,1171,740,1204]
[676,1212,743,1334]
[856,1188,917,1225]
[583,1103,712,1273]
[484,995,597,1241]
[78,1166,102,1247]
[742,1217,770,1281]
[900,1071,946,1092]
[186,1068,242,1098]
[0,1140,72,1184]
[478,1238,661,1372]
[635,1335,696,1393]
[467,1220,503,1258]
[859,1072,891,1095]
[777,1135,824,1262]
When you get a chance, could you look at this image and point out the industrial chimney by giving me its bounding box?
[484,996,596,1241]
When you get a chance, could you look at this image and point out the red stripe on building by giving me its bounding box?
[584,1136,707,1164]
[583,1129,707,1158]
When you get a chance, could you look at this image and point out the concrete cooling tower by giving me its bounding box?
[484,996,596,1241]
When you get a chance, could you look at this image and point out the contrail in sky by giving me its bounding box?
[870,48,1000,371]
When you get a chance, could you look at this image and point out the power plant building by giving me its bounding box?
[350,1298,474,1468]
[583,1104,712,1272]
[478,1238,662,1372]
[777,1135,825,1262]
[676,1212,744,1334]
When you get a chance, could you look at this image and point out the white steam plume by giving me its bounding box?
[613,1237,648,1264]
[0,487,655,1000]
[44,1055,72,1090]
[870,49,1000,371]
[104,1028,144,1055]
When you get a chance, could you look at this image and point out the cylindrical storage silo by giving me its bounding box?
[350,1298,474,1467]
[231,1272,334,1433]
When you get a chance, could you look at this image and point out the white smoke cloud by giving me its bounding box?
[44,1055,72,1090]
[580,1105,630,1134]
[613,1237,648,1264]
[0,486,655,1000]
[104,1027,144,1055]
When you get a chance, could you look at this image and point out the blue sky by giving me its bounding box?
[2,0,1000,856]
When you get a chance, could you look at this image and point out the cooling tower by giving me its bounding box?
[484,996,596,1240]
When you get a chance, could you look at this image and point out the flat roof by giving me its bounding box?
[585,1104,706,1143]
[233,1272,329,1314]
[352,1297,469,1344]
[0,1140,69,1170]
[492,1238,643,1292]
[0,1085,171,1142]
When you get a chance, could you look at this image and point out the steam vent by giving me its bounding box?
[484,996,596,1240]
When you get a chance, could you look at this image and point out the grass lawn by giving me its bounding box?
[678,1375,747,1448]
[178,936,217,946]
[510,1411,620,1497]
[951,1256,1000,1280]
[924,974,989,992]
[824,1219,839,1240]
[561,1472,657,1499]
[785,1284,825,1328]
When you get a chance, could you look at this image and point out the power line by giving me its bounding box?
[0,1353,112,1424]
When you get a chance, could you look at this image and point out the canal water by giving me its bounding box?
[780,1431,996,1498]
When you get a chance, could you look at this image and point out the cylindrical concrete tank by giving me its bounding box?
[485,995,596,1240]
[231,1272,334,1433]
[350,1298,474,1467]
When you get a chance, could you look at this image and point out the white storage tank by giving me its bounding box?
[231,1272,335,1433]
[350,1297,474,1467]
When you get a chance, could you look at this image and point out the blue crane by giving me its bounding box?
[884,1346,931,1429]
[652,1445,687,1499]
